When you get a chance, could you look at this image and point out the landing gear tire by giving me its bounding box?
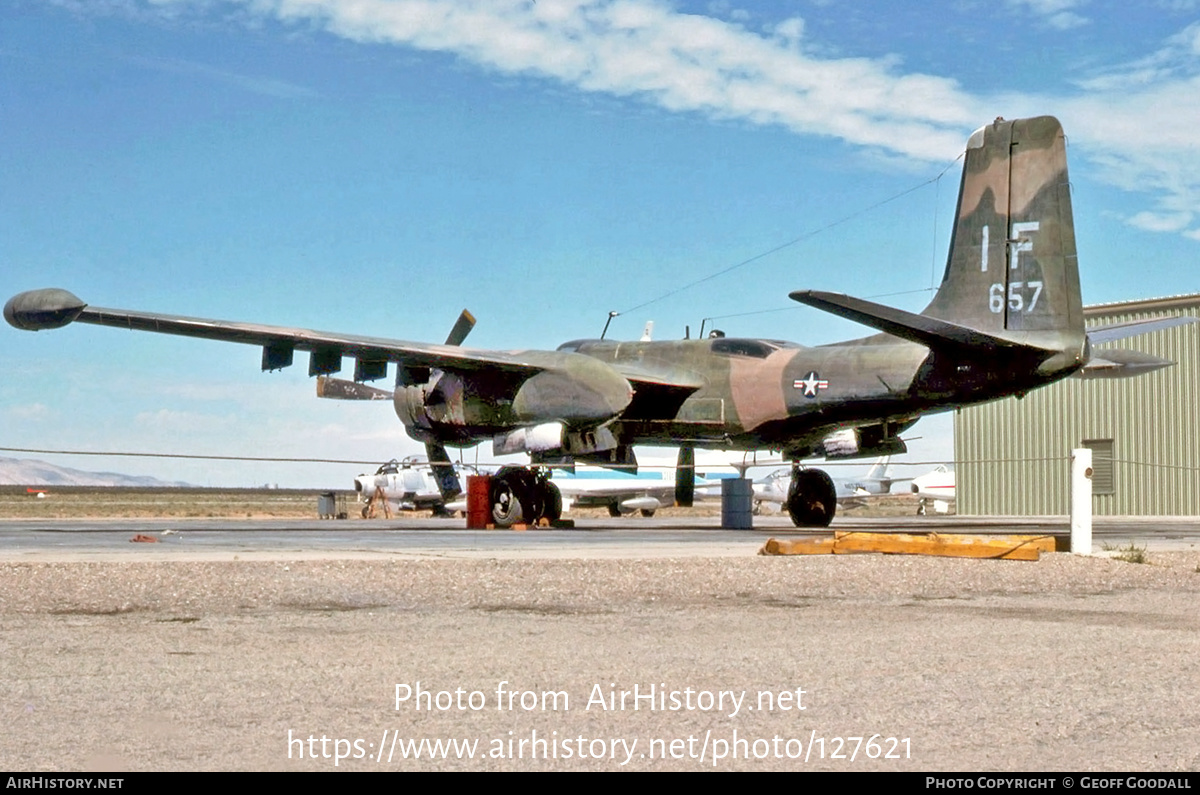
[490,471,532,528]
[490,466,561,528]
[607,503,622,518]
[786,468,837,527]
[542,483,562,523]
[640,508,656,518]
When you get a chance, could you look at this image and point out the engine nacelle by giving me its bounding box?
[393,360,632,448]
[511,363,631,423]
[394,370,517,444]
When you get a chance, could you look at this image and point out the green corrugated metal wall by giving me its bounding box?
[955,295,1200,515]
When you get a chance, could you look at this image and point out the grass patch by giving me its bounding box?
[1102,542,1148,564]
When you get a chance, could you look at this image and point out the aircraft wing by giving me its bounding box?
[5,288,545,378]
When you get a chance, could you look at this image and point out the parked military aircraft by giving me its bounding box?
[4,116,1176,528]
[911,464,956,515]
[357,456,705,519]
[549,463,730,517]
[354,456,480,517]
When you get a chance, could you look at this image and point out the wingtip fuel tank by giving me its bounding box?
[3,289,87,331]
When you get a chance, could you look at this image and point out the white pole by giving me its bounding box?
[1070,448,1093,555]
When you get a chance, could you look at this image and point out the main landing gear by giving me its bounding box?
[489,466,562,528]
[786,467,837,527]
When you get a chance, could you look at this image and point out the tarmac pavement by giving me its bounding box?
[3,515,1199,771]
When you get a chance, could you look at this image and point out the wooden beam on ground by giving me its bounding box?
[760,532,1056,560]
[759,537,837,556]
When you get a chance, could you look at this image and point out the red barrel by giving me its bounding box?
[466,475,492,529]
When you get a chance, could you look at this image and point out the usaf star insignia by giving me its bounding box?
[793,371,829,398]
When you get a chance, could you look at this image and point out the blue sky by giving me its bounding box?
[3,0,1199,487]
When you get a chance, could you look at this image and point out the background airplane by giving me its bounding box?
[353,452,727,519]
[353,456,481,518]
[750,458,901,514]
[911,464,956,515]
[548,462,731,517]
[547,468,682,517]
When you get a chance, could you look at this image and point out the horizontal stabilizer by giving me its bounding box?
[1088,316,1197,345]
[1074,348,1174,380]
[790,290,1052,355]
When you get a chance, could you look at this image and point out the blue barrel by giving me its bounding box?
[721,478,754,530]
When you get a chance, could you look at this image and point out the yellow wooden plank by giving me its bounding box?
[759,533,1055,559]
[832,532,1052,560]
[758,537,837,555]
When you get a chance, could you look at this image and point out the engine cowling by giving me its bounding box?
[393,359,632,447]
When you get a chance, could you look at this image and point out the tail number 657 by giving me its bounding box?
[989,281,1043,314]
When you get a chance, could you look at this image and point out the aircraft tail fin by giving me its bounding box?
[921,116,1084,347]
[793,117,1088,380]
[863,456,891,483]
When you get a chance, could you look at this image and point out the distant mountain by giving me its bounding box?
[0,457,194,487]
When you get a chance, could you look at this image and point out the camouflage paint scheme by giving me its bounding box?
[5,117,1115,524]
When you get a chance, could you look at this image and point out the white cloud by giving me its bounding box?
[1007,0,1089,29]
[249,0,979,161]
[1061,23,1200,237]
[244,1,1200,240]
[1076,21,1200,91]
[47,1,1200,241]
[1126,211,1194,233]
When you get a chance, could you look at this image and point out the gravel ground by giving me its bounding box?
[4,552,1200,771]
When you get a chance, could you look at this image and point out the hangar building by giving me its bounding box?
[955,294,1200,516]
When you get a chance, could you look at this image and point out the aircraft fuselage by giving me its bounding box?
[391,328,1081,461]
